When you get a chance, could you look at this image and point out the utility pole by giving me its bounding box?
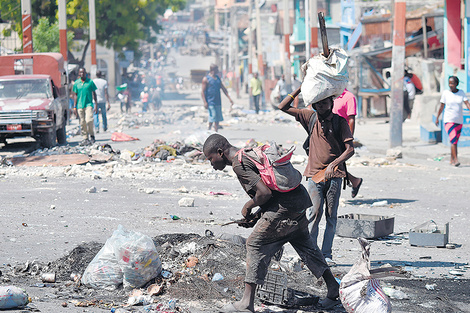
[21,0,32,53]
[283,0,291,88]
[310,0,318,55]
[305,0,310,60]
[89,0,97,78]
[389,0,406,147]
[255,0,263,77]
[248,0,253,74]
[232,8,240,98]
[59,0,67,63]
[58,0,69,100]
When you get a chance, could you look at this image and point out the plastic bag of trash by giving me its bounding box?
[301,48,349,106]
[81,225,162,290]
[339,238,392,313]
[0,286,29,309]
[114,226,162,289]
[81,232,124,290]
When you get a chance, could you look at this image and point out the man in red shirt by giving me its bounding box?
[333,89,363,198]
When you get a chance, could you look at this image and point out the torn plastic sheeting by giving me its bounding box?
[111,132,140,142]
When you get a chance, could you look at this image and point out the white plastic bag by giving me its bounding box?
[301,48,349,106]
[81,225,162,290]
[339,238,392,313]
[0,286,29,309]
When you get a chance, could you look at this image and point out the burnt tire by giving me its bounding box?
[40,128,57,148]
[56,123,66,145]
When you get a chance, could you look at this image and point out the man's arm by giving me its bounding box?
[92,91,98,113]
[220,83,234,108]
[241,179,272,219]
[278,86,301,117]
[464,100,470,111]
[105,86,110,111]
[201,77,208,109]
[347,115,355,135]
[324,140,355,180]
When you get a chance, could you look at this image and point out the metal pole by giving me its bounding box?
[305,0,310,59]
[255,0,264,77]
[283,0,291,87]
[89,0,97,78]
[248,0,253,74]
[21,0,32,53]
[422,15,428,58]
[389,0,406,148]
[233,9,240,98]
[59,0,68,62]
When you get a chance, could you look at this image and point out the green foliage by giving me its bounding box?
[1,0,186,51]
[32,17,74,53]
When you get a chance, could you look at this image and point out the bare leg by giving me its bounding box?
[208,122,213,130]
[451,144,459,165]
[232,282,256,312]
[214,122,219,132]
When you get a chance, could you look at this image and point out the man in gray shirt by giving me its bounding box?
[93,71,110,132]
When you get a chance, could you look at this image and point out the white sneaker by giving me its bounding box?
[325,257,336,267]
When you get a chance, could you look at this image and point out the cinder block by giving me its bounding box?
[336,214,395,239]
[409,221,449,247]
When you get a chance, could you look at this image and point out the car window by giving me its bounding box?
[0,79,52,100]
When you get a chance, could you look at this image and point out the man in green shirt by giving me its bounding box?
[250,72,262,114]
[73,68,98,145]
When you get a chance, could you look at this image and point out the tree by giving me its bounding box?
[32,17,74,53]
[1,0,186,63]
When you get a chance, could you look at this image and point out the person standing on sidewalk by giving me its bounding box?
[333,89,363,198]
[250,72,262,114]
[203,133,341,312]
[435,76,470,166]
[201,64,234,132]
[93,71,110,133]
[279,96,355,266]
[73,68,97,145]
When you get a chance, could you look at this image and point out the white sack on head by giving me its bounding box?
[301,48,349,106]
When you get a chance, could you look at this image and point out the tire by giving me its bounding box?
[40,128,57,148]
[56,123,67,145]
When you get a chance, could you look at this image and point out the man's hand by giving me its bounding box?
[324,163,336,180]
[435,119,439,127]
[94,107,98,114]
[241,204,252,219]
[107,102,111,111]
[237,218,257,228]
[73,108,77,118]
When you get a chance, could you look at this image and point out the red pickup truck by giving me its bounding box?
[0,53,69,148]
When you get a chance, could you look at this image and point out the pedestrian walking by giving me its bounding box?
[93,71,110,133]
[203,134,340,312]
[333,89,363,198]
[404,72,416,119]
[250,73,262,114]
[279,96,355,266]
[435,76,470,166]
[275,75,288,101]
[140,87,150,112]
[201,64,234,132]
[73,68,97,146]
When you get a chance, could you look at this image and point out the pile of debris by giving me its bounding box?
[0,232,331,312]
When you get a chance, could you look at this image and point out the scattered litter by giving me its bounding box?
[209,191,232,196]
[0,286,29,309]
[185,256,199,268]
[446,243,456,249]
[382,287,409,300]
[449,270,465,276]
[212,273,224,281]
[86,186,97,193]
[41,272,56,283]
[170,215,180,220]
[371,200,388,207]
[425,283,437,290]
[111,132,140,142]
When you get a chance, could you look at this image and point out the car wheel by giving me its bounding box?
[40,128,57,148]
[56,123,67,145]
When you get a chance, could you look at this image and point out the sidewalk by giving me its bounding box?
[354,116,470,166]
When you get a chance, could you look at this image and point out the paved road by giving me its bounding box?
[1,51,470,312]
